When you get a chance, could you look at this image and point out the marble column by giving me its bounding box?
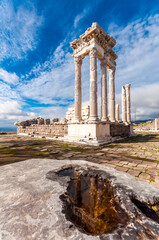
[74,56,82,121]
[100,56,107,121]
[122,86,127,123]
[125,84,131,123]
[116,104,119,121]
[89,48,98,121]
[108,67,115,122]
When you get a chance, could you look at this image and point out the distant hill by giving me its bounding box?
[132,119,153,124]
[134,119,158,131]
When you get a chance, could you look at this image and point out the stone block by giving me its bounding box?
[44,119,50,125]
[38,118,44,125]
[52,118,59,123]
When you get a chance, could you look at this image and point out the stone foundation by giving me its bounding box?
[110,122,130,137]
[67,122,110,141]
[66,122,132,145]
[16,120,132,145]
[17,124,68,138]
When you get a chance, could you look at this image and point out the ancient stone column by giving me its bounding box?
[100,56,108,121]
[89,48,98,121]
[125,84,131,123]
[115,104,119,121]
[122,86,127,123]
[74,56,82,121]
[108,68,115,122]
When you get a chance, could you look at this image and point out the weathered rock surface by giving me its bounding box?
[0,159,159,240]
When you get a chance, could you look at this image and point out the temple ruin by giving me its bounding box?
[15,23,133,145]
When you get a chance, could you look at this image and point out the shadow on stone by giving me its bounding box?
[132,199,159,224]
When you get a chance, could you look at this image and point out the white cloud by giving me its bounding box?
[74,8,90,28]
[18,49,75,104]
[12,13,159,122]
[107,14,159,120]
[0,68,19,85]
[32,106,69,120]
[0,100,36,124]
[0,0,43,62]
[108,14,159,89]
[131,82,159,120]
[0,82,36,126]
[0,82,19,100]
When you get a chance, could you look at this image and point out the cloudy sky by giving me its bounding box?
[0,0,159,128]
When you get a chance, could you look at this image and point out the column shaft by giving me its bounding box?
[116,104,119,121]
[125,84,131,123]
[108,68,115,122]
[122,86,127,123]
[89,48,98,121]
[74,56,82,121]
[101,57,107,121]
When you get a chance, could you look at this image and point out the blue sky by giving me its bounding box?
[0,0,159,127]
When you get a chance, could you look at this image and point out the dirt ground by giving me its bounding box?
[0,132,159,189]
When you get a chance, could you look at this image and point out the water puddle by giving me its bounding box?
[58,168,128,235]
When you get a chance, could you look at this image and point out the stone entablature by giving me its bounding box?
[70,22,117,68]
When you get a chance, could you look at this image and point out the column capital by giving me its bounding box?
[89,47,97,58]
[74,56,82,65]
[108,66,116,73]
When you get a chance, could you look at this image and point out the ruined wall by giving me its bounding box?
[17,124,68,138]
[16,117,131,141]
[110,123,130,137]
[66,105,90,121]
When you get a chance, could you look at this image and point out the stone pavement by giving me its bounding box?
[0,132,159,189]
[57,150,159,189]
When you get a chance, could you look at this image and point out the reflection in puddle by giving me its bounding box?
[58,168,128,235]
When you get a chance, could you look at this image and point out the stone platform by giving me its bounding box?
[17,121,132,146]
[0,159,159,240]
[67,122,131,145]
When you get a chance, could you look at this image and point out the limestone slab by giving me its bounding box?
[0,159,159,239]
